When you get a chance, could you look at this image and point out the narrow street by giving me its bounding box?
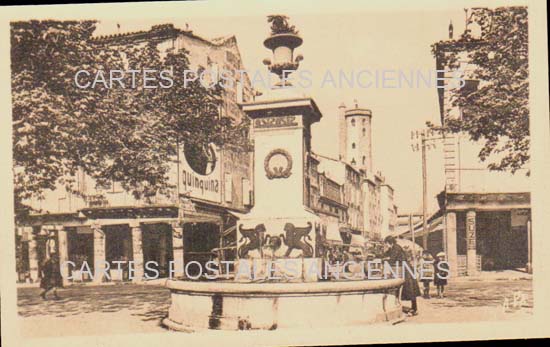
[17,276,533,338]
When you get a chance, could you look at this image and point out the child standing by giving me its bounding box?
[419,251,434,299]
[434,252,449,298]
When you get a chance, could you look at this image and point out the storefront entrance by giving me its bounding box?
[34,234,49,280]
[16,234,30,282]
[476,211,528,271]
[67,227,95,281]
[104,225,133,281]
[142,223,174,278]
[183,222,220,278]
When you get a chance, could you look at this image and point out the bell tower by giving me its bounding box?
[339,101,373,173]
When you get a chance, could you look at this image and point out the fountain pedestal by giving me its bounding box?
[163,279,403,331]
[235,91,324,280]
[162,15,403,332]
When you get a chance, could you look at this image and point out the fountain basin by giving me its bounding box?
[162,278,404,331]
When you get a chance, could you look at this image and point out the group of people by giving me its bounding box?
[382,236,449,317]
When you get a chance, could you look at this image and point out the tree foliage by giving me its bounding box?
[430,7,529,173]
[11,20,248,217]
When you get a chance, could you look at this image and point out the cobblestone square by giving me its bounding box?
[17,277,533,337]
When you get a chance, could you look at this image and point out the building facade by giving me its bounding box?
[15,24,254,284]
[379,182,398,239]
[432,27,531,277]
[14,25,399,284]
[316,102,397,243]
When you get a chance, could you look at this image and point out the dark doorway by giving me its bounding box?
[427,230,444,256]
[33,231,49,279]
[104,225,133,281]
[476,211,527,271]
[16,235,30,282]
[142,223,174,278]
[183,222,220,278]
[67,227,95,281]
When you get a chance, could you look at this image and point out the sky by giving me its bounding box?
[92,5,471,215]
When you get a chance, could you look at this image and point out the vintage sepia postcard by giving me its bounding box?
[1,0,549,346]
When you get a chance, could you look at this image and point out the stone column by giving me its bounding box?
[130,221,144,282]
[466,210,478,276]
[445,212,458,278]
[57,227,70,286]
[27,227,39,283]
[159,227,167,271]
[171,222,185,279]
[92,223,106,284]
[42,226,56,259]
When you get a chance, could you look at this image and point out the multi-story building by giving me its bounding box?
[15,24,254,283]
[307,155,347,244]
[315,102,397,244]
[14,25,399,283]
[432,25,531,277]
[379,181,398,239]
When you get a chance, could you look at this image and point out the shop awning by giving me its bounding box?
[325,223,343,243]
[226,210,248,220]
[182,210,223,224]
[350,234,366,247]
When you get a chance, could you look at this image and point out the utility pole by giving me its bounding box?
[411,128,444,251]
[409,213,417,266]
[421,134,428,250]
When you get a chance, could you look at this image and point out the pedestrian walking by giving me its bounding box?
[383,236,421,316]
[419,250,434,299]
[434,251,449,298]
[39,252,63,300]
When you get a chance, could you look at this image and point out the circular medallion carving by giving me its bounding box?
[264,149,293,179]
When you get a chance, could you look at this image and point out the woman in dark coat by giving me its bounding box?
[39,252,63,300]
[383,236,421,316]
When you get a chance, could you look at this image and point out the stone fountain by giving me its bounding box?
[162,15,403,331]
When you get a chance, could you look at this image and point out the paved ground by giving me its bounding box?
[18,283,171,337]
[403,277,533,324]
[17,277,533,338]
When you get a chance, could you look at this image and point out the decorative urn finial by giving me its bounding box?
[263,15,303,85]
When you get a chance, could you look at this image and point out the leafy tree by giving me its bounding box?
[11,20,248,219]
[430,7,529,174]
[12,20,105,217]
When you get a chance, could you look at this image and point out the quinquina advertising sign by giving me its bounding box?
[178,143,221,203]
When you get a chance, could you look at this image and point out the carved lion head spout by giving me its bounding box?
[264,234,283,251]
